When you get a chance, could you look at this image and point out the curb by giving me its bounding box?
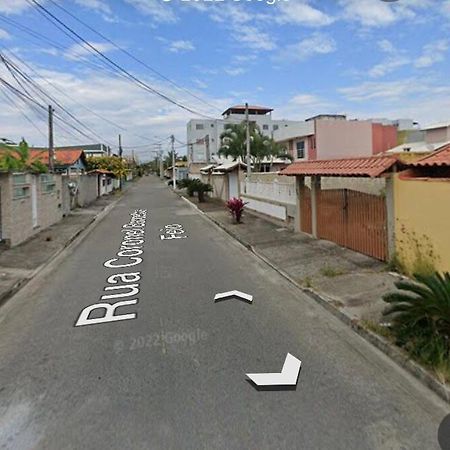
[180,193,450,404]
[0,194,122,309]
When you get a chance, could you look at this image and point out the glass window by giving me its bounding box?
[262,124,269,130]
[296,141,305,159]
[13,174,27,185]
[40,174,56,193]
[273,125,279,131]
[13,186,29,199]
[196,124,204,130]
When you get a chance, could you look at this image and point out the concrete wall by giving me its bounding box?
[316,119,373,159]
[394,174,450,274]
[425,127,450,144]
[78,174,99,205]
[0,173,64,247]
[372,123,398,155]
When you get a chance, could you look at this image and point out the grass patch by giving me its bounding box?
[320,265,347,278]
[360,319,394,340]
[302,276,313,288]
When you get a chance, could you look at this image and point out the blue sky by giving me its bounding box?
[0,0,449,158]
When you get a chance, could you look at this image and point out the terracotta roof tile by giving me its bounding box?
[29,149,84,166]
[280,155,398,178]
[410,144,450,167]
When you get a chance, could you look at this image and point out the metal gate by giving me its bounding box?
[317,189,388,261]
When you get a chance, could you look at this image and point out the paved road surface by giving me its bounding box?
[0,177,448,450]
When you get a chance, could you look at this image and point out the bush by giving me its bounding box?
[226,197,247,223]
[383,272,450,381]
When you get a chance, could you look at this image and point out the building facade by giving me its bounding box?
[187,105,304,175]
[274,115,409,162]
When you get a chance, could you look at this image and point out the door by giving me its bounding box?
[31,176,38,228]
[228,171,239,199]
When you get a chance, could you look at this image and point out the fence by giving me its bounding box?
[240,173,296,223]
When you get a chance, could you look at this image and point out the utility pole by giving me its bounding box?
[118,134,123,190]
[171,134,176,189]
[245,102,251,177]
[48,105,54,172]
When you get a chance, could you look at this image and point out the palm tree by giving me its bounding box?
[218,122,291,171]
[383,272,450,371]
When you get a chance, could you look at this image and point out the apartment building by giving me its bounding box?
[187,105,303,175]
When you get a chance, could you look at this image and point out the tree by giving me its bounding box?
[0,138,47,173]
[86,155,129,188]
[218,122,291,171]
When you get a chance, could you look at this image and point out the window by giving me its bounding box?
[12,174,30,200]
[262,124,269,130]
[195,124,204,130]
[211,123,214,128]
[296,140,305,159]
[273,125,279,131]
[40,174,56,193]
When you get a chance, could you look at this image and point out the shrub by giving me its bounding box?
[383,272,450,381]
[193,180,213,202]
[226,197,247,223]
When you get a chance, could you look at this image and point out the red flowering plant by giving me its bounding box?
[226,197,248,224]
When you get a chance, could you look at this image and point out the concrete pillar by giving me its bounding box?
[385,174,396,261]
[311,175,321,239]
[294,176,304,232]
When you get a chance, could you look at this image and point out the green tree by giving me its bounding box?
[86,155,129,188]
[218,122,291,171]
[0,138,47,173]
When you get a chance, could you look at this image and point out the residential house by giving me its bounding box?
[55,143,111,158]
[274,114,411,162]
[30,148,87,174]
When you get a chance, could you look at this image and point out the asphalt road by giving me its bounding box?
[0,176,448,450]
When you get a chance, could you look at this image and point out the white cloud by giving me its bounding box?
[125,0,178,23]
[276,1,334,27]
[338,0,432,28]
[168,40,195,53]
[368,57,410,78]
[378,39,396,54]
[275,92,337,120]
[415,40,449,68]
[443,1,450,17]
[0,28,11,40]
[0,0,30,14]
[224,67,246,77]
[73,0,111,15]
[275,33,336,62]
[64,42,117,60]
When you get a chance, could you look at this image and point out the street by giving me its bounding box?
[0,176,448,450]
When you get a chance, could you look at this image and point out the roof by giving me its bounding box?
[213,161,247,173]
[88,169,115,176]
[422,122,450,131]
[410,144,450,167]
[280,155,398,178]
[30,148,85,166]
[386,140,450,154]
[199,164,216,173]
[222,105,273,116]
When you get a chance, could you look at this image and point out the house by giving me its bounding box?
[164,161,189,180]
[55,143,111,158]
[423,122,450,144]
[274,115,403,162]
[88,169,116,196]
[29,148,87,174]
[187,105,305,176]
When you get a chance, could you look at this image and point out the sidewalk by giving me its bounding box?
[0,193,121,307]
[181,194,396,325]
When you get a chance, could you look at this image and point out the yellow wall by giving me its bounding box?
[394,174,450,275]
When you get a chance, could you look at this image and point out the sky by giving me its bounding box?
[0,0,449,159]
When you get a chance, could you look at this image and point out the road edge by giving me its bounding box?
[179,193,450,405]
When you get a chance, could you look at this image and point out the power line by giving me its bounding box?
[47,0,223,114]
[27,0,215,119]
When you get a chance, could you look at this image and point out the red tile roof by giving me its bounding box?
[30,149,84,166]
[280,155,398,178]
[410,143,450,167]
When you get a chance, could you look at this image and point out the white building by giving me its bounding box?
[187,105,303,176]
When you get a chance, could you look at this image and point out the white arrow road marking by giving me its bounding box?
[246,353,302,386]
[214,290,253,303]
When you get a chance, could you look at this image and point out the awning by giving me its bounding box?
[280,155,398,178]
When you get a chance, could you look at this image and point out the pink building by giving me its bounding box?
[275,115,398,162]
